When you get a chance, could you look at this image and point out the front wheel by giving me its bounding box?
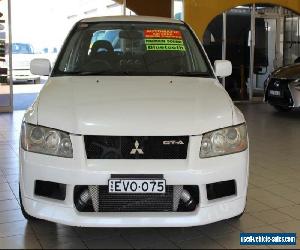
[273,105,292,112]
[19,185,37,221]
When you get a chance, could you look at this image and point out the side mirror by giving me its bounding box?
[214,60,232,78]
[30,58,51,76]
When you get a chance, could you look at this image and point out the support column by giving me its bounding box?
[123,0,127,15]
[249,4,255,101]
[222,11,227,87]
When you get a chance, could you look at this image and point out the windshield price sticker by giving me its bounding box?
[144,29,182,39]
[144,30,185,51]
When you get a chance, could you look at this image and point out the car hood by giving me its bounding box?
[272,63,300,79]
[36,76,234,136]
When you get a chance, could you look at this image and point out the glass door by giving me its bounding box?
[172,0,184,20]
[0,0,12,112]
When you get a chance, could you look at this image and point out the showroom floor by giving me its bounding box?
[0,103,299,249]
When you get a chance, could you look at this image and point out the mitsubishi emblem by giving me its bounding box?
[130,140,144,155]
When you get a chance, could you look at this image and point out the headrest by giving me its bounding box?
[90,40,114,56]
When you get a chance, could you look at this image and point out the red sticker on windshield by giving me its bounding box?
[144,30,182,39]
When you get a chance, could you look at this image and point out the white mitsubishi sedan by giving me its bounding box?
[19,16,249,227]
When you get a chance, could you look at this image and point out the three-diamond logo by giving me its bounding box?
[130,140,144,155]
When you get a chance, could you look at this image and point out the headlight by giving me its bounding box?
[200,123,248,158]
[21,123,73,158]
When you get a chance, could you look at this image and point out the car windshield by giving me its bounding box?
[12,43,34,54]
[53,22,212,77]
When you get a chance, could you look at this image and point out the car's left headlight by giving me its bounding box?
[21,123,73,158]
[200,123,248,158]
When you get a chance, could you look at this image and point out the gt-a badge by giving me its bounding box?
[163,140,184,145]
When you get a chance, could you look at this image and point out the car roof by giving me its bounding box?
[80,15,183,24]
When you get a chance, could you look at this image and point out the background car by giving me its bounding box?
[264,61,300,111]
[11,42,40,84]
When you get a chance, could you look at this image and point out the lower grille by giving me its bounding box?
[266,78,294,107]
[74,185,199,213]
[98,185,174,212]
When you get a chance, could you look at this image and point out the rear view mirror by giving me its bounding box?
[30,58,51,76]
[119,30,144,40]
[214,60,232,78]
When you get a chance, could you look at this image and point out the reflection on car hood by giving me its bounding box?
[36,76,234,136]
[272,63,300,79]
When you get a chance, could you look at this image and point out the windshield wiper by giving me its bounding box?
[171,72,211,77]
[61,70,132,76]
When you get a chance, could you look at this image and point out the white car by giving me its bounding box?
[11,43,40,84]
[19,16,249,227]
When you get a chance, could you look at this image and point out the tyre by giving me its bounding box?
[273,105,292,112]
[19,185,37,221]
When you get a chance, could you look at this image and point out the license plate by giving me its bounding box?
[108,179,166,193]
[269,90,281,96]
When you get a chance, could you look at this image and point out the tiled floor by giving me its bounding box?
[0,103,299,249]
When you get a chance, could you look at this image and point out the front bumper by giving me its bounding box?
[265,80,300,108]
[13,70,40,82]
[20,134,249,227]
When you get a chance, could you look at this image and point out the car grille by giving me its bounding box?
[74,178,200,213]
[84,136,189,159]
[97,185,174,212]
[266,78,294,107]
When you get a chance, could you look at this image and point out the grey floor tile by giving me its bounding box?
[278,205,300,220]
[251,209,293,225]
[243,225,282,233]
[245,198,272,213]
[0,209,25,224]
[177,236,224,249]
[0,234,42,249]
[158,226,204,243]
[0,190,15,201]
[0,220,33,237]
[4,174,19,184]
[75,227,120,241]
[144,237,180,249]
[30,221,77,238]
[2,168,19,176]
[0,199,19,212]
[121,229,168,249]
[0,175,6,184]
[39,235,87,249]
[272,220,300,235]
[0,183,10,192]
[227,213,267,231]
[199,221,238,239]
[283,182,300,192]
[84,235,133,249]
[251,190,294,209]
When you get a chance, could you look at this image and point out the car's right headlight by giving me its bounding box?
[21,123,73,158]
[200,123,248,158]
